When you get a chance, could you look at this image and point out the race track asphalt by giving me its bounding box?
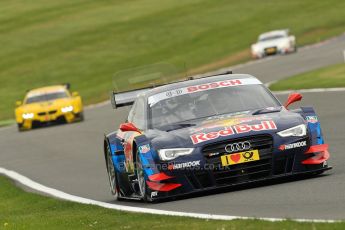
[1,34,345,219]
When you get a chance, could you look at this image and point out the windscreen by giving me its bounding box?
[25,91,69,104]
[259,35,285,42]
[149,84,280,130]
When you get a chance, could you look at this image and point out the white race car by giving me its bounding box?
[251,29,296,59]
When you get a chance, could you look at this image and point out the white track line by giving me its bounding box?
[0,167,340,223]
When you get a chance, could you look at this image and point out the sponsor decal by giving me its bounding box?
[208,152,220,157]
[148,78,262,106]
[205,111,251,121]
[279,141,307,151]
[168,160,201,170]
[191,115,270,133]
[191,119,242,133]
[190,121,277,144]
[165,89,183,97]
[138,144,150,154]
[221,150,260,166]
[186,79,242,93]
[306,116,318,123]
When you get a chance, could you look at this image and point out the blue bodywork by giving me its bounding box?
[104,106,331,201]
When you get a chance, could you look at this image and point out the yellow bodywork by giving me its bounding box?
[15,85,83,131]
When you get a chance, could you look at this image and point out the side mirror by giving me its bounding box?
[16,101,22,107]
[119,122,141,133]
[284,93,302,109]
[72,92,79,97]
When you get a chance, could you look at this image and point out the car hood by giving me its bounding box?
[17,98,72,113]
[147,109,305,148]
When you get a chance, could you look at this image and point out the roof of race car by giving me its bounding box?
[143,73,262,98]
[26,85,68,98]
[258,29,289,40]
[111,73,263,108]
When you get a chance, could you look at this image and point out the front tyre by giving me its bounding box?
[17,123,26,132]
[105,144,118,197]
[135,149,150,202]
[75,112,84,122]
[79,112,85,121]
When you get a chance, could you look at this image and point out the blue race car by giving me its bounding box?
[104,72,331,202]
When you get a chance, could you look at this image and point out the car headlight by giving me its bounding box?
[158,148,194,161]
[61,106,73,113]
[22,113,34,119]
[277,124,307,137]
[280,42,290,49]
[251,45,259,53]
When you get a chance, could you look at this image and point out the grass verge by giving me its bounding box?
[0,119,15,127]
[0,175,344,229]
[269,63,345,91]
[1,0,345,120]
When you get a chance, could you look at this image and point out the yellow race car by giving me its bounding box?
[15,84,84,131]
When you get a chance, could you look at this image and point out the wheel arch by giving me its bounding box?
[132,134,151,164]
[103,137,110,165]
[103,131,120,165]
[299,106,325,145]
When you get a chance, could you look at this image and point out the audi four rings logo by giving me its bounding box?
[225,141,251,153]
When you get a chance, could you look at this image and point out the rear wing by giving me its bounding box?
[110,70,233,109]
[64,83,71,90]
[110,88,151,109]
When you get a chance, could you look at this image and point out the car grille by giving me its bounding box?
[273,156,294,175]
[264,46,278,55]
[37,110,57,116]
[202,135,273,186]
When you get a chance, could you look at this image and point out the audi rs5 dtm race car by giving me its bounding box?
[251,29,296,59]
[104,72,331,202]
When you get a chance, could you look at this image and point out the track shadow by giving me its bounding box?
[106,172,332,205]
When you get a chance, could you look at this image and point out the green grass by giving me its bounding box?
[270,63,345,91]
[1,0,345,121]
[0,119,15,127]
[0,176,344,229]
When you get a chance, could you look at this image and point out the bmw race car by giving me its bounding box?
[251,29,296,59]
[15,85,84,131]
[104,72,331,202]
